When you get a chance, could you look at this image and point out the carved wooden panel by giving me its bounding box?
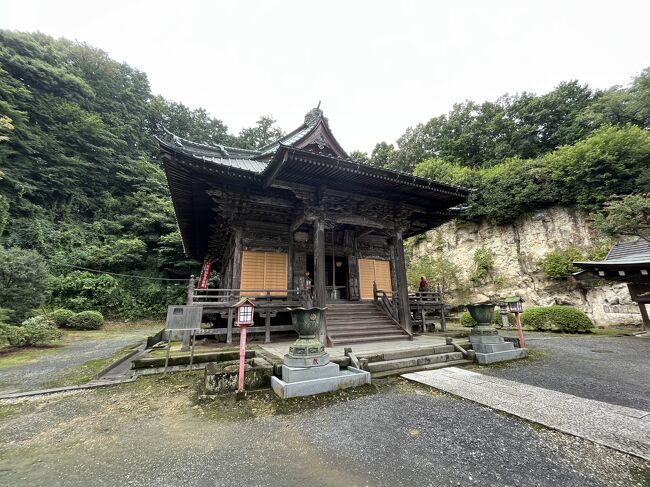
[293,252,307,289]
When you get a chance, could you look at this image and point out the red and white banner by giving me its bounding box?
[198,260,213,289]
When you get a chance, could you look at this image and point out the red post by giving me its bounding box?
[238,324,248,393]
[515,312,525,348]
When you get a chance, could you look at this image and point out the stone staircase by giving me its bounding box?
[326,302,411,346]
[357,344,472,378]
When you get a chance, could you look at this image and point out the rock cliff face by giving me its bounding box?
[413,207,641,326]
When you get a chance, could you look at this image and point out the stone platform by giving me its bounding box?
[271,360,371,399]
[470,334,528,364]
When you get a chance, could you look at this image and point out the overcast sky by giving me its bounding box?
[3,0,650,152]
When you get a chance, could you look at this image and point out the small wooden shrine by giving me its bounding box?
[158,106,469,345]
[574,239,650,331]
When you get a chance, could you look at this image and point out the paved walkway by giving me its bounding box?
[403,367,650,460]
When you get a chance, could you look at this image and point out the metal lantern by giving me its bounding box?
[235,297,255,326]
[505,296,524,314]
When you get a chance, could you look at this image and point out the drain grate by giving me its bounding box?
[590,349,614,353]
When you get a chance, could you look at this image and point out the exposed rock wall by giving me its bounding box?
[413,207,641,326]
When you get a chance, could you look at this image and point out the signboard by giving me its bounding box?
[165,305,203,331]
[198,260,212,289]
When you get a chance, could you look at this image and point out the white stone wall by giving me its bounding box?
[413,207,642,326]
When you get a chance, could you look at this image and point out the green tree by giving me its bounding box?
[238,116,285,149]
[592,194,650,242]
[0,248,49,323]
[407,255,463,295]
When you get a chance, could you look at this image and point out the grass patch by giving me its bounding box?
[0,401,37,420]
[45,344,138,388]
[0,345,65,369]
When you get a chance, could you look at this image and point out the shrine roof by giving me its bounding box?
[157,106,472,258]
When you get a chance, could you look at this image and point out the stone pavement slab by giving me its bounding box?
[403,367,650,460]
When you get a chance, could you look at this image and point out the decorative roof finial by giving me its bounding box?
[304,103,323,126]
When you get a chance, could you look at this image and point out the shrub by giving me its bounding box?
[471,247,494,282]
[0,316,63,347]
[0,323,27,347]
[540,247,584,278]
[48,308,76,328]
[459,310,515,328]
[69,311,104,330]
[520,306,593,333]
[20,316,64,345]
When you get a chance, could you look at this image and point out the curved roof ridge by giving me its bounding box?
[158,125,262,158]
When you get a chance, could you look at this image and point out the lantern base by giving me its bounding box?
[283,353,330,368]
[288,337,325,358]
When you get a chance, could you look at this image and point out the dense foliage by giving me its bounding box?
[539,247,584,279]
[520,306,594,332]
[358,68,650,225]
[593,194,650,242]
[0,31,283,320]
[0,247,48,323]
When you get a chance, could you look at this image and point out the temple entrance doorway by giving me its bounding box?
[306,255,349,301]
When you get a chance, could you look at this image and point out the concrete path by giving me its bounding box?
[403,367,650,461]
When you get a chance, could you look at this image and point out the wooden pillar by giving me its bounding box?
[288,229,294,290]
[265,311,272,343]
[313,218,327,342]
[639,302,650,332]
[394,230,412,334]
[226,308,234,345]
[231,228,243,291]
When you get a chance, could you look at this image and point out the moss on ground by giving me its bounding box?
[0,345,65,369]
[45,344,137,388]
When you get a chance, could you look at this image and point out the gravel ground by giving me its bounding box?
[0,376,646,486]
[0,327,159,394]
[475,334,650,411]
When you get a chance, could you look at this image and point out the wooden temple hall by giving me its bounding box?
[158,106,469,345]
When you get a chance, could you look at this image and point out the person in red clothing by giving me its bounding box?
[418,276,430,292]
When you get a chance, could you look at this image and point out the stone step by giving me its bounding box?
[371,359,473,378]
[328,313,386,318]
[367,352,464,373]
[329,334,410,346]
[328,328,405,338]
[327,316,394,327]
[358,345,456,362]
[327,325,397,332]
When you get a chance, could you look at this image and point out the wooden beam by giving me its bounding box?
[231,228,243,290]
[313,217,327,341]
[639,303,650,332]
[394,230,412,334]
[288,229,294,290]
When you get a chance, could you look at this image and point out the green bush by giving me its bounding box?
[459,310,515,328]
[0,323,27,347]
[520,306,593,333]
[540,247,584,278]
[1,316,63,347]
[48,308,76,328]
[69,311,104,330]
